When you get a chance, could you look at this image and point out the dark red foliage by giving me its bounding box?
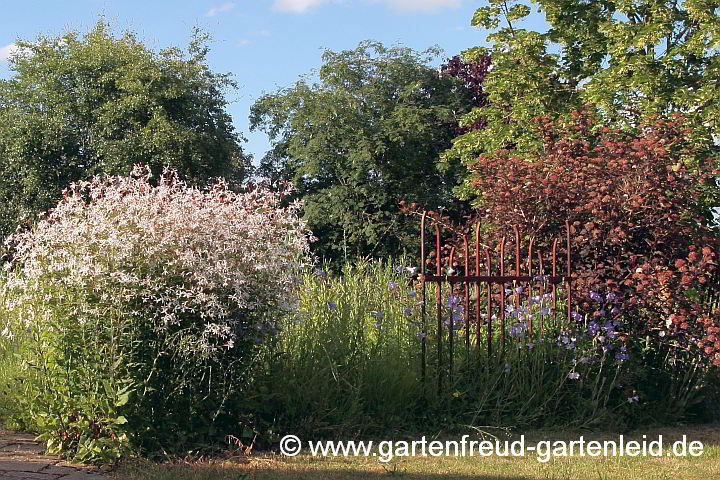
[440,55,491,134]
[468,111,720,362]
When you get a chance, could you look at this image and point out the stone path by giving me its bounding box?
[0,431,107,480]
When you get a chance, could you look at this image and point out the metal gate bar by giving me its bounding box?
[419,215,574,393]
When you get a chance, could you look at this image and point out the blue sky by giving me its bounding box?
[0,0,536,162]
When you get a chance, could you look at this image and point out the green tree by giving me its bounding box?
[0,21,249,238]
[448,0,720,201]
[250,41,474,263]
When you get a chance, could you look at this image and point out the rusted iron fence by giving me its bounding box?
[705,267,720,315]
[418,212,575,393]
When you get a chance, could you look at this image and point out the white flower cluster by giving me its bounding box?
[3,166,312,353]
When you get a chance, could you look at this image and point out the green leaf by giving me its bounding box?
[507,4,531,21]
[472,7,502,29]
[116,391,130,407]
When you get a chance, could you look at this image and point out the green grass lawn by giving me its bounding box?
[111,425,720,480]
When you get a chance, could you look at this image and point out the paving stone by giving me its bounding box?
[0,460,46,473]
[36,466,76,476]
[1,445,45,454]
[0,432,107,480]
[1,436,36,444]
[1,471,60,479]
[54,473,107,480]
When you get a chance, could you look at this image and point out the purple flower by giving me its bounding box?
[372,311,384,319]
[327,301,337,310]
[589,291,604,302]
[404,307,412,316]
[395,266,404,273]
[416,332,427,339]
[510,324,525,338]
[571,311,584,322]
[616,352,630,361]
[627,396,640,403]
[388,281,398,290]
[375,323,383,328]
[606,292,618,302]
[406,267,418,275]
[408,291,417,298]
[448,296,462,308]
[568,372,580,380]
[515,286,524,294]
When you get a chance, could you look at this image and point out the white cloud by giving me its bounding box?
[237,29,272,48]
[272,0,460,13]
[0,43,19,61]
[272,0,335,13]
[206,2,236,17]
[376,0,460,12]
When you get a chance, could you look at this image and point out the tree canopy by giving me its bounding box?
[250,41,476,262]
[0,21,249,238]
[447,0,720,202]
[444,1,720,367]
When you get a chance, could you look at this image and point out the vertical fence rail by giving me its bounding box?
[420,212,427,386]
[499,237,506,351]
[705,267,720,315]
[435,224,443,394]
[538,250,545,336]
[528,237,534,336]
[566,220,573,323]
[419,215,574,394]
[485,247,492,357]
[464,235,470,363]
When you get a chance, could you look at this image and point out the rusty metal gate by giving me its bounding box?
[418,212,575,393]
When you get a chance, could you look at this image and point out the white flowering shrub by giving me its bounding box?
[1,166,311,460]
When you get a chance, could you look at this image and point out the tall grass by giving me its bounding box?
[0,271,28,426]
[249,261,425,437]
[247,260,630,440]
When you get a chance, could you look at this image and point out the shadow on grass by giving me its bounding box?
[112,423,720,480]
[113,462,540,480]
